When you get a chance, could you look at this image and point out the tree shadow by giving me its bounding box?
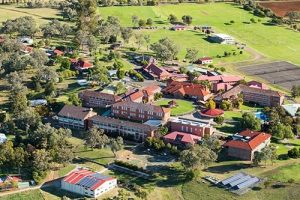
[205,163,252,174]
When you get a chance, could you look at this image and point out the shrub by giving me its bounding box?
[287,147,299,158]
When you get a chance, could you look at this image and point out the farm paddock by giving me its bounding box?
[259,1,300,17]
[239,61,300,90]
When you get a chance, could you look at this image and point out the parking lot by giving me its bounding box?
[239,61,300,90]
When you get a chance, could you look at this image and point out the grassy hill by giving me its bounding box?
[98,3,300,65]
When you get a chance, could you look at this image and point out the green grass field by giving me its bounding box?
[263,163,300,183]
[0,6,60,24]
[155,99,195,116]
[1,190,44,200]
[98,3,300,65]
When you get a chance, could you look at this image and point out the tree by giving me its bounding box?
[86,35,98,53]
[120,27,133,43]
[146,18,153,26]
[110,136,124,157]
[135,34,145,50]
[9,83,28,114]
[168,14,178,24]
[179,145,217,171]
[214,116,224,125]
[202,135,222,153]
[220,100,232,111]
[291,85,300,98]
[68,93,81,106]
[150,37,179,62]
[85,126,109,149]
[138,19,146,27]
[185,48,198,63]
[115,82,127,95]
[117,69,125,79]
[271,124,294,139]
[205,99,216,109]
[288,147,299,158]
[241,112,261,131]
[32,149,51,177]
[90,63,110,86]
[31,49,49,67]
[182,15,193,25]
[13,147,26,174]
[0,140,14,168]
[144,34,151,51]
[14,108,41,131]
[286,11,300,23]
[131,15,139,27]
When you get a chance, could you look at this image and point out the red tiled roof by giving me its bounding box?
[248,80,269,90]
[112,101,170,114]
[54,49,64,56]
[199,57,212,61]
[197,75,242,83]
[80,90,121,102]
[143,60,170,79]
[58,105,96,120]
[128,90,144,101]
[200,108,224,117]
[163,81,210,98]
[142,85,161,97]
[164,131,201,145]
[223,130,271,150]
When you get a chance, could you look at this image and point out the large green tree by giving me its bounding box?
[150,37,179,62]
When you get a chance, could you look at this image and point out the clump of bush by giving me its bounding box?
[114,160,150,174]
[145,137,179,155]
[129,69,144,82]
[287,147,300,158]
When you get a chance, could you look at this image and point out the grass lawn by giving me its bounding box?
[0,5,60,24]
[1,190,44,200]
[57,164,76,177]
[138,29,251,62]
[182,179,300,200]
[98,3,300,65]
[154,99,195,116]
[272,138,300,156]
[263,163,300,183]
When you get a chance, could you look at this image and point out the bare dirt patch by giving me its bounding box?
[259,1,300,17]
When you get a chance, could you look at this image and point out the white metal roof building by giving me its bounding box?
[210,33,235,44]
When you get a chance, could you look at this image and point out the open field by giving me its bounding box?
[259,1,300,17]
[239,61,300,90]
[0,6,60,24]
[99,3,300,65]
[139,29,251,62]
[155,99,195,116]
[1,190,44,200]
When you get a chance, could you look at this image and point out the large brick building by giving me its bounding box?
[223,130,271,161]
[169,117,214,137]
[216,84,284,107]
[124,85,162,103]
[58,105,97,130]
[196,75,242,92]
[111,101,171,122]
[79,90,121,108]
[163,81,212,101]
[89,115,158,141]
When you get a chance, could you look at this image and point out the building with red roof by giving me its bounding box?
[247,80,269,90]
[200,108,224,118]
[125,85,162,103]
[196,75,242,92]
[54,49,64,56]
[163,81,212,101]
[196,57,213,65]
[163,131,201,146]
[71,59,94,71]
[223,130,271,160]
[61,169,117,198]
[142,58,171,81]
[79,90,122,108]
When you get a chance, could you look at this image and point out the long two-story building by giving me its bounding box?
[58,105,97,130]
[88,115,158,141]
[111,101,171,122]
[79,90,121,108]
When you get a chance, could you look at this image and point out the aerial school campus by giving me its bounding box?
[0,0,300,200]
